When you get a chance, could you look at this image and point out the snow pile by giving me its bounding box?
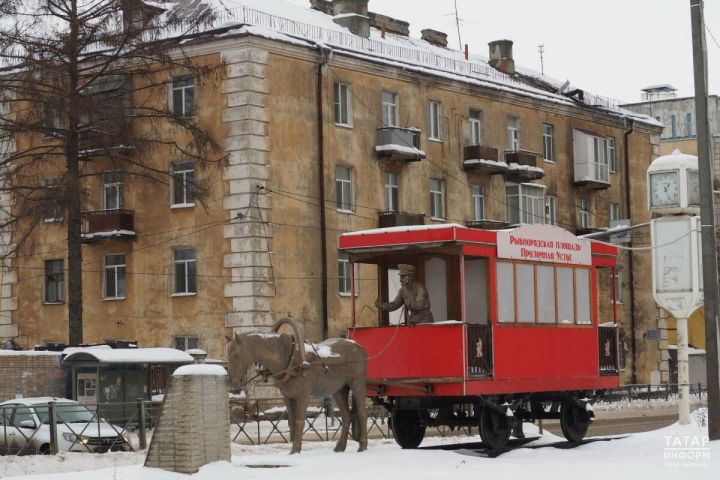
[173,364,227,376]
[374,144,426,157]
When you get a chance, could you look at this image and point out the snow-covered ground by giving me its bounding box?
[1,409,717,480]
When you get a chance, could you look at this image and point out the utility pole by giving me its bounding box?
[538,44,545,74]
[690,0,720,440]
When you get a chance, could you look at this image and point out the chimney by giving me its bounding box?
[421,29,448,48]
[488,39,515,75]
[368,12,410,37]
[313,0,370,38]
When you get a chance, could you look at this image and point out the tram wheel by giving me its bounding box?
[560,398,591,443]
[390,409,426,449]
[479,407,512,450]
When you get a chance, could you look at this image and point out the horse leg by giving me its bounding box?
[350,379,368,452]
[289,397,307,454]
[333,387,351,452]
[283,398,295,442]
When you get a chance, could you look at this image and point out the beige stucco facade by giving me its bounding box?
[4,30,664,383]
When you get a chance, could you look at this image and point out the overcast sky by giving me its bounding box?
[287,0,720,103]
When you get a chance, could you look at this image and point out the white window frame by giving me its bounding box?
[429,178,445,220]
[592,137,610,182]
[102,172,123,211]
[381,91,398,128]
[174,335,199,351]
[578,199,591,229]
[545,195,557,225]
[471,184,485,221]
[171,162,195,208]
[607,137,617,173]
[507,116,520,151]
[610,203,621,224]
[335,165,354,213]
[613,267,624,304]
[384,171,399,212]
[428,101,442,141]
[506,183,545,225]
[469,109,483,145]
[103,253,127,300]
[338,252,359,296]
[334,82,352,127]
[173,248,197,296]
[44,259,64,304]
[542,123,555,162]
[171,75,194,117]
[42,177,63,223]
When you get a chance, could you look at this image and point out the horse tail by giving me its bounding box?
[271,316,306,366]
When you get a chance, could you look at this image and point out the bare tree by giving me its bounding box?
[0,0,226,345]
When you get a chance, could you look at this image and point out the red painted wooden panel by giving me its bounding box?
[349,324,465,380]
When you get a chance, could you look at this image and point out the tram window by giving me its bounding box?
[537,265,556,323]
[516,263,535,323]
[576,268,591,324]
[496,262,515,323]
[557,267,575,324]
[464,258,488,324]
[387,268,403,326]
[425,257,448,322]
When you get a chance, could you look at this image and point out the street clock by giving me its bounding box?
[647,149,700,215]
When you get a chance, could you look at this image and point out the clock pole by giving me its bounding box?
[690,0,720,440]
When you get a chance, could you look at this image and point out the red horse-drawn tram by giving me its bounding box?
[338,223,621,449]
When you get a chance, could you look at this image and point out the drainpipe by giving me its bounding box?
[623,119,638,384]
[316,45,333,339]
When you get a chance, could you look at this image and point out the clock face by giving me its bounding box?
[650,171,679,207]
[687,170,700,206]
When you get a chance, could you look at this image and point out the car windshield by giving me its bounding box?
[34,403,96,424]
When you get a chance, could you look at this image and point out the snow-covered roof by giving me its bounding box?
[648,149,698,172]
[173,364,226,376]
[342,223,465,237]
[63,347,194,364]
[0,350,62,356]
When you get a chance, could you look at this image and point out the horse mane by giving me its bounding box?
[272,316,306,367]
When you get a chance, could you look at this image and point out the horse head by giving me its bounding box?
[227,334,255,391]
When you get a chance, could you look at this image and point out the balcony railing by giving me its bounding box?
[467,324,492,378]
[375,127,425,162]
[503,150,544,181]
[599,324,619,375]
[462,144,506,173]
[78,119,132,156]
[81,209,136,243]
[378,211,425,228]
[466,219,511,230]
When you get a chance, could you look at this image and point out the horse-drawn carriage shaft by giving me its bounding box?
[339,223,620,450]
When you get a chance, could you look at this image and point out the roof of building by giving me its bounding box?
[642,84,677,92]
[63,347,194,364]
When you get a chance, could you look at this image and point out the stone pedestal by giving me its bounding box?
[145,365,230,474]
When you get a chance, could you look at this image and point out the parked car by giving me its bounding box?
[0,397,131,454]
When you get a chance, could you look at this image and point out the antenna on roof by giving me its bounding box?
[453,0,463,51]
[538,44,545,74]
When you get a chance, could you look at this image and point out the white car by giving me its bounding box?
[0,397,131,454]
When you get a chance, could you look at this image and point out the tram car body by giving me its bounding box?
[338,223,621,449]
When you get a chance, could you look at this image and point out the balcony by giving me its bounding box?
[375,127,426,162]
[466,219,511,230]
[78,118,133,157]
[575,226,605,237]
[503,150,545,181]
[574,161,611,189]
[378,211,425,228]
[462,144,507,174]
[81,209,136,243]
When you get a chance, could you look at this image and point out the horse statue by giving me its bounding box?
[227,317,368,454]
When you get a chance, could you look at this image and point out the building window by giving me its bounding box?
[173,248,197,295]
[542,124,554,161]
[335,165,354,212]
[102,172,123,210]
[591,136,610,182]
[686,112,693,137]
[337,251,358,296]
[384,171,399,212]
[578,199,591,228]
[545,195,557,225]
[381,92,398,127]
[607,137,617,173]
[171,162,195,207]
[428,101,442,141]
[507,116,520,151]
[613,267,624,304]
[506,183,545,225]
[44,259,64,304]
[42,177,63,222]
[334,82,352,126]
[171,75,194,117]
[103,254,126,299]
[429,178,445,220]
[610,203,621,224]
[469,109,483,145]
[42,105,61,136]
[670,114,677,138]
[471,185,484,221]
[174,335,199,351]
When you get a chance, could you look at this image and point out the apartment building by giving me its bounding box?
[0,0,664,383]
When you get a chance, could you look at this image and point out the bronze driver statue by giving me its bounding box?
[375,264,433,325]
